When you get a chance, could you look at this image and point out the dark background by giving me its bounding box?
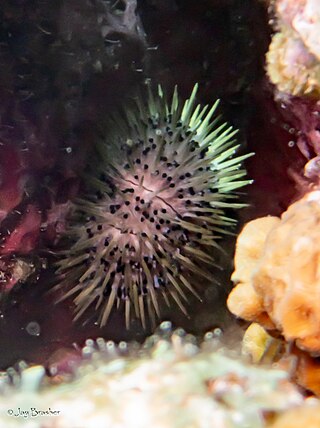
[0,0,304,369]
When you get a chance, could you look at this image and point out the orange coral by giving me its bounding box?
[228,191,320,355]
[228,216,279,329]
[270,401,320,428]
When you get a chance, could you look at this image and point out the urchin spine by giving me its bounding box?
[56,84,252,329]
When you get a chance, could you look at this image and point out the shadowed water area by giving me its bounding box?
[0,0,304,369]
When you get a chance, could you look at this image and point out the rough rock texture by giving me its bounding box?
[267,0,320,98]
[265,0,320,187]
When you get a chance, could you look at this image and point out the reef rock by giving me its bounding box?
[267,0,320,98]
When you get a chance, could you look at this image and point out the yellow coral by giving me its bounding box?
[242,323,282,363]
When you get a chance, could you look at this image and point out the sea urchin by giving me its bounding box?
[55,84,252,329]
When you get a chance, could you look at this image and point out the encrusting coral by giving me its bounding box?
[227,216,280,329]
[227,190,320,394]
[266,0,320,98]
[267,28,320,98]
[228,191,320,354]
